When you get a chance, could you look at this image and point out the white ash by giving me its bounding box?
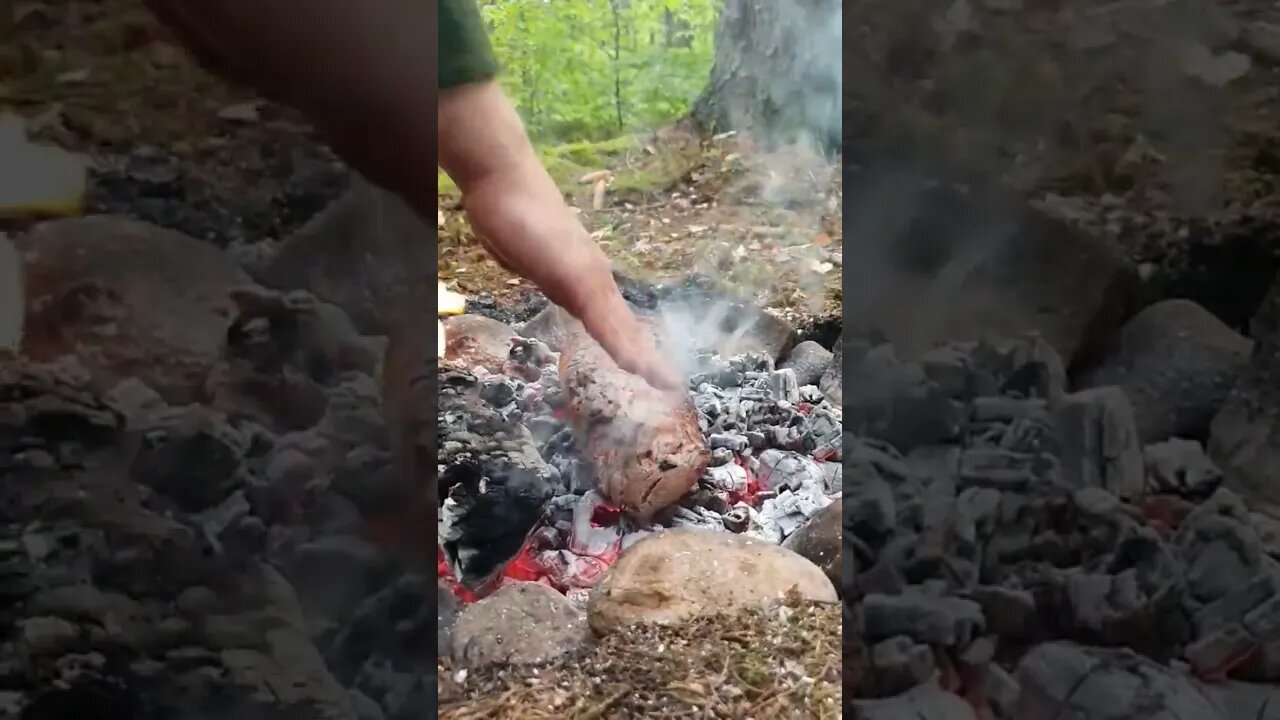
[748,490,831,544]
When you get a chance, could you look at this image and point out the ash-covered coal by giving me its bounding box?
[844,331,1280,719]
[436,303,842,602]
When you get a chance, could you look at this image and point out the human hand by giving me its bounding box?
[568,283,684,392]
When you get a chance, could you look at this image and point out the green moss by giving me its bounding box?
[437,171,458,196]
[546,135,642,166]
[611,148,701,193]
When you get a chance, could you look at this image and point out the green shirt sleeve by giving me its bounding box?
[439,0,499,89]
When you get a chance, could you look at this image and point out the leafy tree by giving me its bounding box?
[479,0,720,142]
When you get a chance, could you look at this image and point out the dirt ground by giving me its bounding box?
[437,126,845,327]
[437,598,843,720]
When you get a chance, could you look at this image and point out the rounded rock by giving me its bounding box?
[450,581,588,669]
[1079,299,1251,442]
[588,528,838,636]
[781,340,835,386]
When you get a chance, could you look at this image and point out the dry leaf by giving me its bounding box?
[506,278,521,286]
[812,232,832,248]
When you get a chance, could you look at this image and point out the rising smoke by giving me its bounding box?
[651,0,844,362]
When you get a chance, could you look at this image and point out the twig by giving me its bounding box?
[575,689,629,720]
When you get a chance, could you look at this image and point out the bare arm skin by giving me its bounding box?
[141,0,679,390]
[438,81,680,389]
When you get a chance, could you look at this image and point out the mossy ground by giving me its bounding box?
[436,132,702,198]
[438,599,842,720]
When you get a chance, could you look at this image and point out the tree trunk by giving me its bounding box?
[692,0,842,152]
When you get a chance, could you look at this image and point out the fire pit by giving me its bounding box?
[436,293,843,605]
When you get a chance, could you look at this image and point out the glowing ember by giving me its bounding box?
[439,494,628,603]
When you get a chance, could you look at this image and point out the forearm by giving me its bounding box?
[439,82,618,317]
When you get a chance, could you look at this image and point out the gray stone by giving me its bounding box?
[709,447,734,466]
[451,581,588,669]
[756,449,826,493]
[1243,595,1280,643]
[959,635,996,666]
[1079,300,1251,443]
[1054,387,1145,500]
[781,500,841,593]
[780,340,833,386]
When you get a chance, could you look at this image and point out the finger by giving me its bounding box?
[609,336,683,392]
[641,360,684,392]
